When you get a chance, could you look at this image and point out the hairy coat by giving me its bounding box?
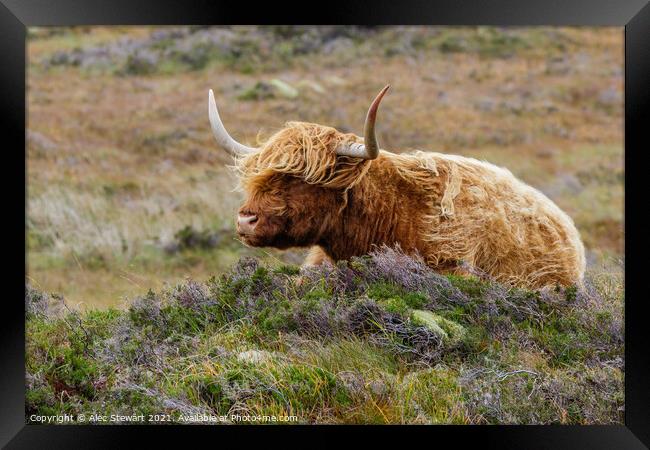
[233,122,586,289]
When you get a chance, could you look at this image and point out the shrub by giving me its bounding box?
[25,246,624,424]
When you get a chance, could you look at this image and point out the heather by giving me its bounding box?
[26,247,624,424]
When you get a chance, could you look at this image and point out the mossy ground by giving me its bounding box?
[26,248,624,424]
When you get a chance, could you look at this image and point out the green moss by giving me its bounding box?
[446,274,489,299]
[368,282,428,314]
[257,299,297,334]
[251,267,271,286]
[301,286,331,305]
[83,309,121,337]
[517,312,593,366]
[273,264,301,276]
[382,297,409,315]
[25,385,58,416]
[459,325,491,355]
[563,285,578,303]
[410,309,448,338]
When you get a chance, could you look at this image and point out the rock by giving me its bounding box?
[475,97,496,112]
[545,56,571,75]
[237,81,275,101]
[410,310,466,345]
[162,241,180,255]
[269,79,299,99]
[321,37,354,55]
[500,99,524,115]
[236,349,273,364]
[121,49,159,75]
[411,310,447,338]
[324,75,347,86]
[338,371,365,393]
[61,156,79,167]
[296,80,325,94]
[156,159,174,174]
[535,147,557,159]
[543,124,571,139]
[597,87,621,107]
[27,130,58,155]
[368,379,388,397]
[540,100,559,113]
[559,173,583,194]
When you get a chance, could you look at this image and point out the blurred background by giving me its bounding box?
[26,26,624,309]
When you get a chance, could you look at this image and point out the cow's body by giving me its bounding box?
[233,123,585,288]
[209,87,586,289]
[322,151,585,288]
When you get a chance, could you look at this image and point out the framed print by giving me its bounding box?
[3,0,649,447]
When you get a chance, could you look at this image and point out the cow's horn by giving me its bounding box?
[335,85,390,160]
[208,89,258,157]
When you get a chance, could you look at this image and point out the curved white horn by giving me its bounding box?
[208,89,258,157]
[335,85,390,160]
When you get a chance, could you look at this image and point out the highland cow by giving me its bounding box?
[208,86,586,289]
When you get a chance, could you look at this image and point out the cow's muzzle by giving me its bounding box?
[237,214,259,235]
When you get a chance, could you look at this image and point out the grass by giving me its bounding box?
[26,26,623,309]
[25,247,624,424]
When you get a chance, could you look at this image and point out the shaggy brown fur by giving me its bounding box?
[232,122,586,289]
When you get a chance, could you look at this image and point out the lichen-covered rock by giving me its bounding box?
[236,349,273,364]
[410,309,466,346]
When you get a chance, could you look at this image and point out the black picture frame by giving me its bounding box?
[4,0,649,447]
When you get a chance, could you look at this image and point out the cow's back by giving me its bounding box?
[411,152,586,288]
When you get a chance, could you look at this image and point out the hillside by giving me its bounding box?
[26,26,623,309]
[26,248,623,424]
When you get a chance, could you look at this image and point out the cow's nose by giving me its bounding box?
[237,214,258,234]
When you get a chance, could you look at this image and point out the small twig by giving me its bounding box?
[61,299,91,353]
[70,250,85,273]
[25,275,43,290]
[118,270,144,289]
[527,377,538,399]
[497,369,539,382]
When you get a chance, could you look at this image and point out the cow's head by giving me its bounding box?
[208,86,389,249]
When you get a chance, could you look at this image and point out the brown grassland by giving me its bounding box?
[26,26,623,309]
